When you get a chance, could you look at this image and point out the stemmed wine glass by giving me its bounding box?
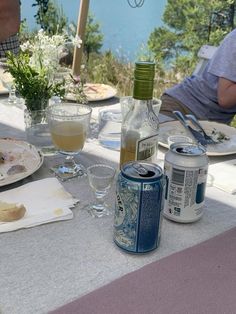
[0,76,23,107]
[46,102,92,180]
[86,164,116,218]
[0,61,23,107]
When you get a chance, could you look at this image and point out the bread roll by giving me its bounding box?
[0,201,26,222]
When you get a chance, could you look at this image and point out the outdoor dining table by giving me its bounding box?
[0,97,236,314]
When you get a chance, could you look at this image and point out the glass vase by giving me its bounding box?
[24,97,49,112]
[24,104,58,156]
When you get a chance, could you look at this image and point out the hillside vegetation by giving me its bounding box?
[21,0,236,126]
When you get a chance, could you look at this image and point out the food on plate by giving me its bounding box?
[0,152,5,163]
[0,138,44,187]
[0,150,15,163]
[86,85,98,93]
[7,164,27,175]
[84,84,107,99]
[210,128,230,143]
[84,83,116,100]
[65,83,116,102]
[0,201,26,222]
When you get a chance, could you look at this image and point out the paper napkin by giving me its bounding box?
[0,178,79,233]
[208,159,236,194]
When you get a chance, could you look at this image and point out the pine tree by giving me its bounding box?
[148,0,236,74]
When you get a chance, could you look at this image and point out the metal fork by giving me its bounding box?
[173,111,209,146]
[185,114,217,144]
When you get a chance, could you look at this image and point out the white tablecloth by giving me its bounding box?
[0,101,236,314]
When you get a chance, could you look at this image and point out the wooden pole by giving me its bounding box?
[72,0,90,76]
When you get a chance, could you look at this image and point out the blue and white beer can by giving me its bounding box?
[114,161,165,254]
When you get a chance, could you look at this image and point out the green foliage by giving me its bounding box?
[68,13,103,62]
[20,1,235,124]
[67,75,88,104]
[6,52,65,111]
[173,55,195,78]
[34,0,67,34]
[32,0,49,28]
[148,0,236,74]
[81,51,179,99]
[84,13,103,58]
[60,13,103,67]
[148,27,180,61]
[231,115,236,127]
[87,51,117,83]
[83,51,133,96]
[19,19,36,43]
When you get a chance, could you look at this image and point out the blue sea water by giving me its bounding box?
[21,0,167,61]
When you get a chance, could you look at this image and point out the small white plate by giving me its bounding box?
[159,120,236,156]
[0,138,44,186]
[66,83,117,102]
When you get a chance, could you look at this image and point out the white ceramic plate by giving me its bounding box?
[159,120,236,156]
[0,138,44,186]
[66,83,117,102]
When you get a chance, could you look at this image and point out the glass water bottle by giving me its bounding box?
[119,61,159,168]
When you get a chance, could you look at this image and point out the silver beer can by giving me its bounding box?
[114,161,165,254]
[164,142,209,223]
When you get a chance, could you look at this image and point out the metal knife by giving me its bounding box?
[185,114,217,144]
[173,111,209,146]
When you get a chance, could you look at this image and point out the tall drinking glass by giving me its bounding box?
[46,102,92,180]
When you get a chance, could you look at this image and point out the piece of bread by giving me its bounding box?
[0,201,26,222]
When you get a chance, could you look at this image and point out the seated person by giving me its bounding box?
[160,29,236,124]
[0,0,20,58]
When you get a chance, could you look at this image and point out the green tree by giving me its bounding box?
[32,0,49,28]
[69,13,103,61]
[148,0,236,74]
[84,13,103,60]
[33,0,67,34]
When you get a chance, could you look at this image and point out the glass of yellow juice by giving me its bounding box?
[46,102,92,180]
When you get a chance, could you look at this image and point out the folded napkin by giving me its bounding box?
[0,178,78,233]
[208,159,236,194]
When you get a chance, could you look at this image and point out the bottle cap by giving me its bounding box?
[133,61,155,100]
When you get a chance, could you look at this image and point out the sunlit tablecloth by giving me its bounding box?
[0,100,236,314]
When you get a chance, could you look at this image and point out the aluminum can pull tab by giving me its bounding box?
[131,162,149,176]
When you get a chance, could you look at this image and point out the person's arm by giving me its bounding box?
[0,0,20,42]
[217,77,236,109]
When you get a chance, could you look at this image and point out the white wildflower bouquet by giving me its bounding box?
[6,29,84,111]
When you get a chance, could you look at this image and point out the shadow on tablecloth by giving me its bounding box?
[50,227,236,314]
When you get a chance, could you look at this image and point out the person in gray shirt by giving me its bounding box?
[160,29,236,124]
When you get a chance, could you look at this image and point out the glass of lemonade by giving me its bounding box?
[46,102,92,180]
